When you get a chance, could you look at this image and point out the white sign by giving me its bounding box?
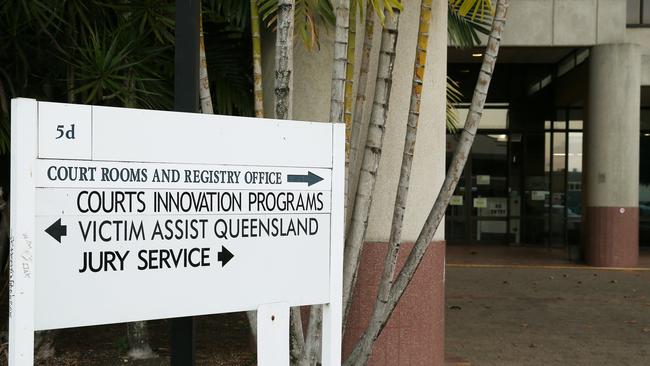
[473,197,488,208]
[476,175,490,185]
[10,99,345,365]
[531,190,547,201]
[450,195,463,206]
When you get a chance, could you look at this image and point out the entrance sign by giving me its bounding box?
[10,99,344,365]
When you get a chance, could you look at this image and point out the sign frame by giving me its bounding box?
[9,98,344,365]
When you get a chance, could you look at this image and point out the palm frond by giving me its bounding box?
[446,76,463,133]
[367,0,403,26]
[64,26,173,108]
[449,0,493,20]
[203,16,253,116]
[447,0,493,131]
[100,0,175,45]
[204,0,251,30]
[448,4,490,48]
[257,0,335,50]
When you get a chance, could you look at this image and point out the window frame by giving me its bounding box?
[627,0,650,27]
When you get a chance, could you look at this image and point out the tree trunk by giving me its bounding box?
[329,0,350,125]
[343,1,356,141]
[200,6,263,343]
[274,0,295,120]
[237,0,271,341]
[122,6,193,358]
[342,0,356,242]
[300,1,351,363]
[127,321,155,359]
[342,8,401,323]
[34,331,55,361]
[251,0,264,118]
[344,1,509,364]
[298,0,352,361]
[345,1,375,232]
[290,307,305,364]
[273,2,306,362]
[199,12,214,115]
[346,1,433,363]
[67,66,75,104]
[374,0,431,350]
[301,305,322,365]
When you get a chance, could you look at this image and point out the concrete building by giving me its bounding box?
[264,0,649,365]
[448,0,649,268]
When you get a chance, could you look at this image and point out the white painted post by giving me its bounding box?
[9,98,38,366]
[322,124,345,366]
[257,303,290,366]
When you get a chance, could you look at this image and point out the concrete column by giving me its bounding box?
[586,43,641,267]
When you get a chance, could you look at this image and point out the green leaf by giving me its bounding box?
[450,0,493,20]
[203,10,253,116]
[257,0,335,50]
[446,76,463,133]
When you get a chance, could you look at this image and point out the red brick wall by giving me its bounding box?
[586,206,639,267]
[343,241,446,365]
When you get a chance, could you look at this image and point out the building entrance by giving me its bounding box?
[641,114,650,247]
[445,107,584,252]
[446,132,510,244]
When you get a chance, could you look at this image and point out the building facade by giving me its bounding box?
[448,0,649,268]
[265,1,649,365]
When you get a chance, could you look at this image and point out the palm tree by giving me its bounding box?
[346,1,375,227]
[329,0,351,125]
[371,1,435,362]
[447,0,491,131]
[342,4,402,323]
[373,1,494,337]
[274,0,295,120]
[343,1,510,364]
[343,2,357,156]
[251,0,264,117]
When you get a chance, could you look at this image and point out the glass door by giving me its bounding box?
[521,131,549,246]
[445,107,511,245]
[472,133,509,244]
[445,135,471,243]
[566,110,584,259]
[550,126,567,247]
[641,116,650,247]
[445,132,510,245]
[520,108,583,249]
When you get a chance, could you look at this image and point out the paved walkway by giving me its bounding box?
[446,265,650,365]
[447,245,650,268]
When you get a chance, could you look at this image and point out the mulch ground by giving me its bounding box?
[1,307,256,365]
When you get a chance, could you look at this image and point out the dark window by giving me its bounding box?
[641,108,650,247]
[628,0,650,26]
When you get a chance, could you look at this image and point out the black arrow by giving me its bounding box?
[287,171,323,186]
[217,246,234,267]
[45,218,67,243]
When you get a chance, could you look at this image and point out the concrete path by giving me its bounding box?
[446,265,650,365]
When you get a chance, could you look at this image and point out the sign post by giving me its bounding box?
[8,99,37,366]
[9,99,344,365]
[173,0,200,363]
